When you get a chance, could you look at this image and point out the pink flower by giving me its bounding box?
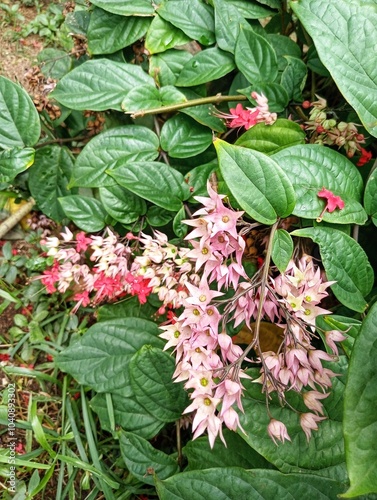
[325,330,347,356]
[317,188,345,222]
[267,419,291,445]
[75,231,92,252]
[303,390,329,415]
[356,148,372,166]
[300,413,327,441]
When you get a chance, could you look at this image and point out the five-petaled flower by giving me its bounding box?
[316,188,345,222]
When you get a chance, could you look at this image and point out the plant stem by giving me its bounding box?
[0,197,35,238]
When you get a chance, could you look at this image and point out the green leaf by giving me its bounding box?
[157,0,215,46]
[306,44,331,78]
[173,205,188,238]
[238,83,290,113]
[51,60,154,111]
[87,7,151,54]
[280,55,307,101]
[291,227,374,312]
[364,168,377,226]
[273,145,367,225]
[271,229,293,272]
[150,50,193,86]
[98,296,158,321]
[0,76,41,149]
[156,467,345,499]
[145,14,190,54]
[71,125,159,188]
[37,48,72,79]
[291,0,377,137]
[146,205,175,227]
[122,84,187,112]
[213,0,247,53]
[57,318,164,393]
[175,48,235,87]
[119,431,179,485]
[29,146,75,222]
[343,302,377,497]
[235,118,305,154]
[215,139,295,224]
[0,147,34,182]
[230,0,277,18]
[185,161,217,199]
[99,185,147,224]
[90,393,164,439]
[178,89,226,133]
[89,0,155,16]
[235,27,278,84]
[160,114,212,158]
[267,34,302,71]
[129,345,188,422]
[59,195,107,232]
[107,161,190,211]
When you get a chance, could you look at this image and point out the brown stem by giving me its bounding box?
[0,198,35,238]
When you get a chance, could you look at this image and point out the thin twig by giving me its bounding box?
[0,197,35,238]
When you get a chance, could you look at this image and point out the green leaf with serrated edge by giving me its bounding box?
[0,147,34,182]
[213,0,247,53]
[29,146,75,222]
[150,50,193,86]
[238,359,348,481]
[185,161,217,199]
[316,315,361,358]
[146,205,175,227]
[291,227,374,312]
[99,185,146,224]
[70,126,159,188]
[129,345,188,422]
[290,0,377,137]
[98,296,158,322]
[272,145,367,225]
[155,467,345,500]
[90,393,164,439]
[157,0,215,46]
[184,430,271,471]
[235,27,278,84]
[215,139,295,224]
[145,14,190,54]
[107,161,190,211]
[122,84,187,112]
[235,119,304,154]
[267,34,302,71]
[175,48,235,87]
[173,205,188,238]
[87,7,151,55]
[160,114,212,158]
[343,302,377,497]
[119,431,179,485]
[230,0,277,17]
[179,89,226,133]
[271,229,293,272]
[364,168,377,226]
[89,0,154,15]
[57,318,164,394]
[51,60,154,111]
[58,195,107,232]
[238,83,289,113]
[280,55,307,101]
[0,76,41,149]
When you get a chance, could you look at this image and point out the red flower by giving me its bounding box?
[0,353,10,362]
[356,148,372,167]
[317,188,345,222]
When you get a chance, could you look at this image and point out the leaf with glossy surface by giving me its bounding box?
[185,161,217,199]
[122,84,187,112]
[215,139,295,224]
[271,229,293,273]
[230,0,277,18]
[0,147,34,182]
[280,55,307,101]
[145,14,190,54]
[119,431,179,485]
[291,227,374,312]
[58,195,107,232]
[90,0,155,16]
[130,345,188,422]
[160,114,212,158]
[179,89,226,133]
[273,145,367,224]
[71,126,159,188]
[291,0,377,137]
[213,0,247,53]
[51,60,154,111]
[0,76,41,148]
[99,185,147,224]
[107,161,190,211]
[267,34,302,71]
[87,7,151,54]
[364,168,377,226]
[146,206,175,227]
[343,302,377,497]
[150,50,193,86]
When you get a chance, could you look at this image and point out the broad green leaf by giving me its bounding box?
[185,161,218,199]
[122,84,187,112]
[156,467,345,499]
[0,76,41,149]
[280,55,307,101]
[291,227,374,312]
[343,302,377,497]
[107,161,190,211]
[230,0,277,18]
[89,0,155,15]
[129,345,188,422]
[160,114,212,158]
[179,89,226,133]
[291,0,377,137]
[235,118,305,154]
[0,147,34,182]
[58,195,107,232]
[51,60,154,111]
[235,27,278,84]
[364,168,377,226]
[215,139,296,224]
[213,0,247,53]
[64,10,90,35]
[271,229,293,272]
[87,7,151,54]
[146,205,175,227]
[157,0,215,46]
[238,83,290,113]
[119,431,179,485]
[306,44,331,78]
[173,205,188,238]
[29,146,75,222]
[145,14,190,54]
[267,34,302,71]
[37,48,72,79]
[57,318,164,393]
[273,145,367,224]
[150,50,193,86]
[71,126,159,188]
[98,296,158,322]
[99,185,147,224]
[90,393,164,439]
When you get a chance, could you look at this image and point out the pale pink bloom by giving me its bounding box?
[267,419,291,445]
[185,370,215,397]
[300,413,327,441]
[215,378,244,414]
[185,279,223,307]
[221,406,245,433]
[325,330,347,356]
[303,391,329,415]
[308,349,333,372]
[184,394,224,448]
[295,303,332,326]
[217,333,243,363]
[60,226,74,242]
